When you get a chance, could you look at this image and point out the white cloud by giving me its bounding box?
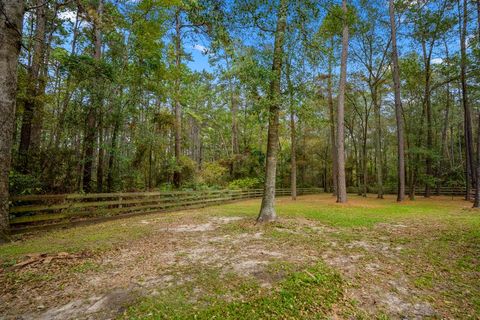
[431,58,443,65]
[193,44,208,54]
[58,10,77,23]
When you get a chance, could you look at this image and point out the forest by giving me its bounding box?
[1,0,480,318]
[1,0,480,217]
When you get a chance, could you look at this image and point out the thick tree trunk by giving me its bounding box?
[17,0,46,173]
[173,10,182,188]
[257,0,287,222]
[336,0,349,203]
[389,0,406,202]
[0,0,24,241]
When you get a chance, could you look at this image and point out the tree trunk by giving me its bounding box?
[336,0,349,203]
[438,40,451,195]
[97,112,104,193]
[83,0,103,193]
[17,0,46,173]
[389,0,406,202]
[0,0,24,241]
[327,44,338,197]
[227,56,240,156]
[473,0,480,208]
[362,118,368,197]
[54,7,79,149]
[474,113,480,207]
[459,0,474,200]
[107,116,120,192]
[257,0,287,222]
[421,39,433,198]
[373,87,383,198]
[173,10,182,188]
[286,61,296,200]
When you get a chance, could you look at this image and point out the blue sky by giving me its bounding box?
[187,44,212,72]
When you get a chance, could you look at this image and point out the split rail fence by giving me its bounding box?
[9,188,322,232]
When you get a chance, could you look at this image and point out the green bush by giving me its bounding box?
[228,177,262,190]
[9,171,43,195]
[198,162,228,186]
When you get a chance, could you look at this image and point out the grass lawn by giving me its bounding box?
[1,194,479,319]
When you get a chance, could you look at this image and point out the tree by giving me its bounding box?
[473,0,480,208]
[389,0,405,202]
[82,0,104,193]
[458,0,474,201]
[351,0,391,199]
[257,0,287,222]
[336,0,349,203]
[17,0,47,173]
[286,58,296,200]
[173,8,182,188]
[0,0,24,240]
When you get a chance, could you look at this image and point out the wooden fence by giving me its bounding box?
[347,186,472,197]
[9,188,323,232]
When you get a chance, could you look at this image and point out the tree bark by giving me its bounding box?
[389,0,406,202]
[257,0,287,222]
[0,0,24,241]
[336,0,349,203]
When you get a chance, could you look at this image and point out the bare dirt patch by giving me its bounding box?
[0,215,313,319]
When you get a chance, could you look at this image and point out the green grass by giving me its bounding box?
[215,194,464,227]
[2,194,479,319]
[0,194,472,261]
[122,263,346,320]
[0,218,157,261]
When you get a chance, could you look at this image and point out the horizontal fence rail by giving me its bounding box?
[9,188,323,232]
[347,186,472,197]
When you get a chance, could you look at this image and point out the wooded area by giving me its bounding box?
[1,0,480,237]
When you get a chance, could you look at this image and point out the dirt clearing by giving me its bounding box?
[1,195,479,319]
